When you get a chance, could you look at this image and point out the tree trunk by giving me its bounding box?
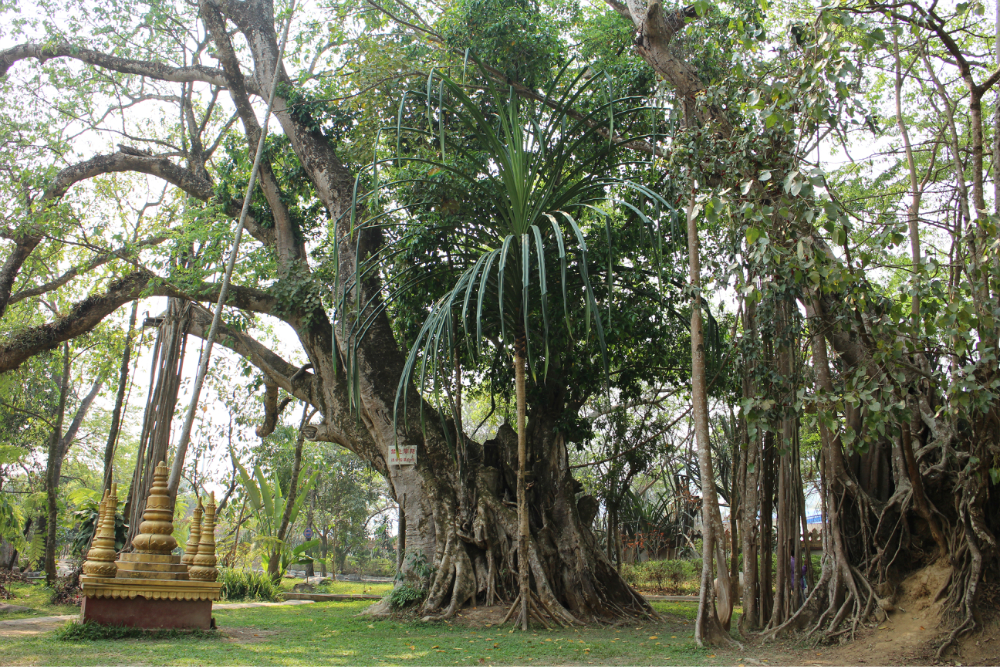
[515,340,529,630]
[688,195,735,646]
[103,300,138,490]
[44,346,102,585]
[43,347,70,586]
[268,403,312,580]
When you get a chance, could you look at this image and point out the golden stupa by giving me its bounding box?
[188,493,219,582]
[80,461,221,611]
[180,500,203,567]
[81,485,118,578]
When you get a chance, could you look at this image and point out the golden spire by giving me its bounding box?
[188,492,218,582]
[181,498,203,567]
[82,486,118,578]
[130,461,178,554]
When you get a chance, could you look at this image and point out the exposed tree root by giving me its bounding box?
[412,446,656,625]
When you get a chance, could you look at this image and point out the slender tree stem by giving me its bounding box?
[103,300,138,490]
[515,338,529,632]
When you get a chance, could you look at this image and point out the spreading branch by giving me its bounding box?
[0,42,260,94]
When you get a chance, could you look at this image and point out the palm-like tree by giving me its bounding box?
[340,64,670,627]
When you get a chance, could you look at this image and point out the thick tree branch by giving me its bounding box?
[611,0,732,137]
[8,234,168,305]
[0,236,42,321]
[200,0,305,266]
[256,381,293,437]
[0,42,261,94]
[0,271,152,373]
[0,270,279,374]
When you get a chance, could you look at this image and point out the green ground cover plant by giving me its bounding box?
[0,582,74,620]
[276,579,393,596]
[55,623,220,642]
[0,600,722,666]
[219,569,281,602]
[621,560,700,595]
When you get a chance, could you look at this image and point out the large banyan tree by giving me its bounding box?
[1,0,998,647]
[0,0,692,622]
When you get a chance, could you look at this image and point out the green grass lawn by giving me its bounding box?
[0,582,72,620]
[0,599,730,666]
[279,580,394,597]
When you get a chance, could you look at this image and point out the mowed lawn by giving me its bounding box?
[0,600,724,666]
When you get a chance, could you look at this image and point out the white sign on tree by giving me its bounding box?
[388,445,417,466]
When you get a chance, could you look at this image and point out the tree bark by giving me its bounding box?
[515,342,529,631]
[44,346,102,585]
[103,300,138,490]
[43,346,71,586]
[267,403,313,579]
[688,194,735,646]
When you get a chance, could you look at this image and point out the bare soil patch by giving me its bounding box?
[774,559,1000,666]
[219,627,280,644]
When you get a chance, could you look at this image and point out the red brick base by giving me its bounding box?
[81,596,214,630]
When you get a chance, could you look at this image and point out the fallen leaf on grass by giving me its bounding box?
[649,636,658,640]
[432,646,439,649]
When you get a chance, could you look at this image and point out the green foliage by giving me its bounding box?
[218,568,281,602]
[621,559,700,594]
[343,62,675,444]
[0,493,24,549]
[232,451,318,573]
[280,538,321,576]
[440,0,574,88]
[67,495,127,558]
[385,582,426,609]
[56,622,219,642]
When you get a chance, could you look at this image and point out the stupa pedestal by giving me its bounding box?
[80,465,221,630]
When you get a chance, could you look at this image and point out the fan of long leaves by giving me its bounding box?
[336,62,678,445]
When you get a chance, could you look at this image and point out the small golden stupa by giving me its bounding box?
[80,461,221,629]
[180,500,203,567]
[188,493,219,582]
[81,485,118,578]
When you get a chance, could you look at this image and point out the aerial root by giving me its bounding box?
[500,590,572,630]
[500,594,521,626]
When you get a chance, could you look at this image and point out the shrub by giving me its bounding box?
[621,559,699,593]
[385,582,426,609]
[57,622,218,641]
[218,568,280,602]
[50,573,82,606]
